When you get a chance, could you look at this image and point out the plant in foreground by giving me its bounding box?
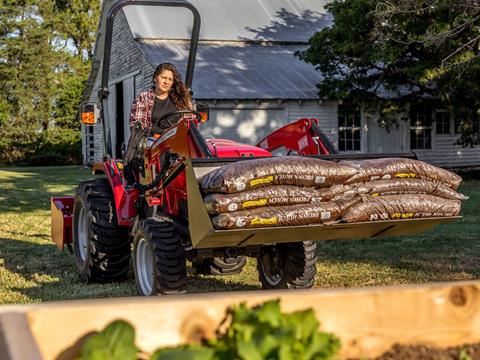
[78,300,340,360]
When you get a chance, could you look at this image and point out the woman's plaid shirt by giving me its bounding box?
[129,88,155,130]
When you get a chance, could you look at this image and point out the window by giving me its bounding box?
[455,109,479,135]
[410,105,432,150]
[454,116,462,135]
[338,105,361,151]
[435,110,450,135]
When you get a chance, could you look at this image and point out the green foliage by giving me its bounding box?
[299,0,480,145]
[54,70,89,130]
[0,100,11,127]
[0,0,99,165]
[78,320,140,360]
[458,349,473,360]
[153,300,340,360]
[0,127,81,166]
[151,346,215,360]
[0,0,61,130]
[32,128,82,165]
[78,301,340,360]
[41,0,100,61]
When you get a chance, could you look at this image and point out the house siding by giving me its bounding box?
[416,135,480,169]
[195,100,335,147]
[110,11,146,83]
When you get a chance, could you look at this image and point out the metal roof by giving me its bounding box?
[138,40,323,99]
[123,0,331,42]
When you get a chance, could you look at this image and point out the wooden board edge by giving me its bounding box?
[0,312,43,360]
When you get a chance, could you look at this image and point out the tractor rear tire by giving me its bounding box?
[193,256,247,276]
[257,241,317,289]
[133,217,187,296]
[72,179,131,283]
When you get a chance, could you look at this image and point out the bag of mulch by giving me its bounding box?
[340,158,462,189]
[342,194,461,223]
[203,184,353,215]
[352,178,468,200]
[212,202,341,230]
[212,197,361,229]
[200,156,358,194]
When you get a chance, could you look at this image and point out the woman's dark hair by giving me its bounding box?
[153,63,192,110]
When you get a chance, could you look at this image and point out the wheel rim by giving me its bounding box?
[260,247,284,287]
[77,206,88,262]
[136,236,154,295]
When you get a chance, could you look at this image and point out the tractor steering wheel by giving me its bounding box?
[151,109,202,134]
[157,109,203,129]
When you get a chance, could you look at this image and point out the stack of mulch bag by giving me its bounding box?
[199,156,467,230]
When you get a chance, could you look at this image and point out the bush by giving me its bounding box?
[0,127,82,166]
[31,128,82,166]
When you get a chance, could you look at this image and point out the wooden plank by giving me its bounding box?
[1,281,479,359]
[0,313,42,360]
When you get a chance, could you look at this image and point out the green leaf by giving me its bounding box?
[254,299,282,327]
[79,320,139,360]
[150,345,216,360]
[237,341,263,360]
[278,342,294,360]
[283,309,319,340]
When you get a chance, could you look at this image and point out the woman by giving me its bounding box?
[129,63,192,134]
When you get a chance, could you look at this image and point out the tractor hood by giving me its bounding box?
[205,138,271,158]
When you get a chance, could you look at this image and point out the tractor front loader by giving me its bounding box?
[51,0,459,296]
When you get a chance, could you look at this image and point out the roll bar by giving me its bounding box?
[98,0,201,158]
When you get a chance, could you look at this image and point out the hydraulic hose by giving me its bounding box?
[133,152,173,192]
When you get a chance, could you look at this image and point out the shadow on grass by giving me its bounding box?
[0,236,138,302]
[188,275,260,293]
[0,166,93,213]
[0,235,260,302]
[315,228,480,284]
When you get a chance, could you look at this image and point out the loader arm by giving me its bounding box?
[256,118,338,156]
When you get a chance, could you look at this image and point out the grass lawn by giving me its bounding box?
[0,166,478,304]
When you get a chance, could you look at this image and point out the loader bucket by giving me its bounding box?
[185,159,459,249]
[51,197,74,251]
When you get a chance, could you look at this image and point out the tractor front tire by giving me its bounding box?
[257,241,317,289]
[72,179,131,283]
[193,256,247,276]
[133,217,187,296]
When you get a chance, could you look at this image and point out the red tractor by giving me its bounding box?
[51,0,454,296]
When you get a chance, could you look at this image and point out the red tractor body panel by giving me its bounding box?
[205,139,272,158]
[257,118,334,155]
[103,159,140,226]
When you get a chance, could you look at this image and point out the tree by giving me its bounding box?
[40,0,100,62]
[298,0,480,145]
[0,0,100,164]
[40,0,100,130]
[0,0,60,130]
